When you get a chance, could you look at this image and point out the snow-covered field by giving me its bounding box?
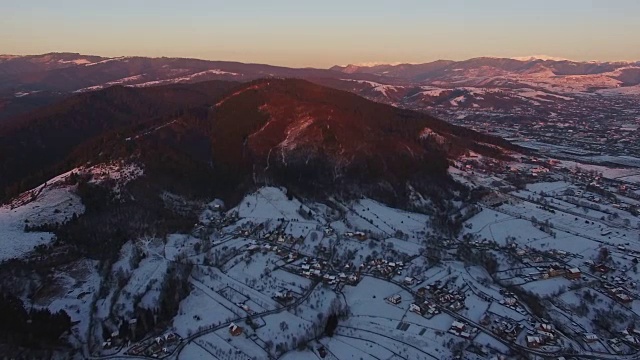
[0,173,84,261]
[38,259,101,348]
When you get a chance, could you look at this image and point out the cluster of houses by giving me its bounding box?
[297,257,361,286]
[260,229,304,246]
[448,321,478,339]
[617,327,640,350]
[344,231,367,241]
[496,289,526,315]
[470,238,500,250]
[455,154,559,185]
[247,241,300,264]
[526,322,557,348]
[585,259,612,275]
[526,263,582,281]
[480,313,523,342]
[417,281,466,312]
[600,326,640,354]
[564,172,640,217]
[273,290,294,304]
[601,283,634,304]
[410,300,441,318]
[127,333,181,358]
[204,211,238,230]
[366,258,405,278]
[299,258,327,277]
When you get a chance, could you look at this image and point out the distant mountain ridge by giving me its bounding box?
[330,56,640,83]
[0,53,392,94]
[2,52,639,126]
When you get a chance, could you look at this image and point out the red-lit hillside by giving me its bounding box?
[0,78,519,204]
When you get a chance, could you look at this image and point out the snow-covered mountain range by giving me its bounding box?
[2,53,638,122]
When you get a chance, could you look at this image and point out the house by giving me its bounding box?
[274,291,293,302]
[624,334,640,346]
[247,244,260,252]
[527,335,543,348]
[548,266,566,278]
[616,293,633,303]
[389,294,402,304]
[317,346,328,358]
[566,267,581,280]
[538,323,553,333]
[410,303,424,315]
[538,330,555,340]
[503,297,517,306]
[449,301,464,311]
[322,274,337,283]
[584,333,598,343]
[229,323,243,336]
[451,321,465,332]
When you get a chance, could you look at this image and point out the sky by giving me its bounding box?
[2,0,640,68]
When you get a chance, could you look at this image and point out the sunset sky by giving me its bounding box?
[3,0,640,67]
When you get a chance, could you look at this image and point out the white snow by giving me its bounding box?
[234,187,307,221]
[58,58,93,65]
[338,79,400,97]
[596,85,640,96]
[132,69,240,88]
[511,55,572,62]
[0,174,85,262]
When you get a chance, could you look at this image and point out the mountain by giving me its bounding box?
[0,79,517,205]
[0,77,522,269]
[0,53,394,94]
[331,57,640,85]
[0,53,397,121]
[0,52,107,78]
[0,81,241,199]
[325,57,640,122]
[330,60,455,80]
[2,53,640,124]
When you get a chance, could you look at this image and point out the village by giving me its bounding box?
[2,149,637,360]
[71,147,640,360]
